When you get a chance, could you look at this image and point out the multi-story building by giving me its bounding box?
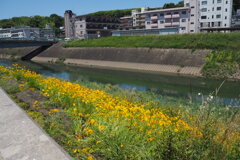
[114,0,236,36]
[64,10,76,39]
[143,7,190,34]
[0,26,55,39]
[64,10,120,39]
[232,9,240,27]
[0,29,11,38]
[196,0,233,31]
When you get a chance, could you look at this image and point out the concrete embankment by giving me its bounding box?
[0,88,72,160]
[0,42,211,76]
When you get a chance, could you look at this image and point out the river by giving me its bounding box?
[0,59,240,106]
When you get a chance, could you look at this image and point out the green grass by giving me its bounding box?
[65,33,240,51]
[0,66,239,160]
[202,51,240,78]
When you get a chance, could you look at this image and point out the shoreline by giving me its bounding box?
[31,56,203,78]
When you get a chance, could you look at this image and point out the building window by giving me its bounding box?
[191,14,194,17]
[160,13,164,16]
[160,21,164,24]
[212,22,214,27]
[182,27,186,30]
[201,8,207,12]
[225,16,227,19]
[217,7,221,11]
[80,25,83,28]
[212,0,214,3]
[225,8,227,12]
[191,22,194,24]
[216,14,221,18]
[147,21,150,24]
[212,15,214,18]
[225,24,227,26]
[191,6,195,8]
[217,0,222,3]
[182,19,186,22]
[226,1,228,4]
[174,12,179,14]
[212,7,214,11]
[201,16,207,19]
[202,1,207,5]
[218,22,221,27]
[182,11,187,14]
[190,30,194,32]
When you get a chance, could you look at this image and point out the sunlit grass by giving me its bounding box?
[0,64,239,160]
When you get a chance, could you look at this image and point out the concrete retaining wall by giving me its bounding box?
[0,42,210,67]
[37,43,209,67]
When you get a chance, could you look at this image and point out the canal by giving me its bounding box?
[0,59,240,106]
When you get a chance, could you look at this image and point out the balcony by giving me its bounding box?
[151,16,158,20]
[164,15,172,19]
[151,23,158,27]
[172,14,180,18]
[164,23,172,27]
[172,22,180,26]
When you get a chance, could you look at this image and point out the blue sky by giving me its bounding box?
[1,0,180,20]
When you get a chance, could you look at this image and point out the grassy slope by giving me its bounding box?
[65,32,240,51]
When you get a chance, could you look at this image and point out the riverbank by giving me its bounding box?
[0,38,239,80]
[32,57,202,77]
[0,64,239,160]
[65,33,240,51]
[0,42,209,77]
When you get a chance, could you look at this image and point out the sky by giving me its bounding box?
[0,0,180,20]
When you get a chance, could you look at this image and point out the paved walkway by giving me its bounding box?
[32,57,202,76]
[0,88,72,160]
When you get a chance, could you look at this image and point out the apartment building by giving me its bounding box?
[0,26,55,39]
[0,29,11,38]
[0,26,40,39]
[64,10,120,39]
[197,0,233,31]
[115,0,235,36]
[64,10,76,39]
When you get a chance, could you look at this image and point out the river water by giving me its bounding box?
[0,59,240,106]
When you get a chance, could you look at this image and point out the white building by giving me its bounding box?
[0,29,12,38]
[115,0,235,36]
[0,26,55,39]
[143,7,190,34]
[196,0,233,30]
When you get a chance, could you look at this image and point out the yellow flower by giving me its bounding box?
[89,119,95,124]
[174,128,179,132]
[86,128,94,135]
[96,141,101,145]
[120,144,124,147]
[88,156,93,160]
[82,148,88,153]
[99,125,104,131]
[50,109,60,112]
